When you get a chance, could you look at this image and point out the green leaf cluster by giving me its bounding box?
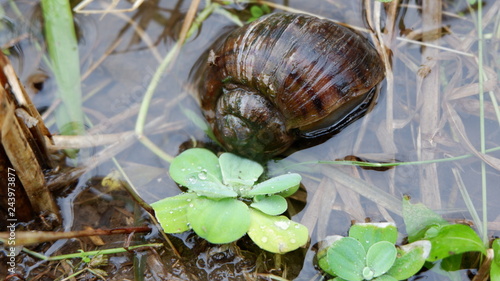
[151,148,308,253]
[317,222,430,281]
[403,197,487,261]
[403,197,499,278]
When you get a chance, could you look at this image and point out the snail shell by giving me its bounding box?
[201,13,385,159]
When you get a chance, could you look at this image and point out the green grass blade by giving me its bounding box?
[40,0,85,136]
[476,0,488,246]
[23,243,163,261]
[451,168,483,234]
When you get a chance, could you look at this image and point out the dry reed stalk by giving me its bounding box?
[417,0,442,209]
[299,176,337,239]
[321,166,402,216]
[80,9,163,82]
[377,0,399,197]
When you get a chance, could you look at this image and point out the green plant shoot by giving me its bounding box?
[403,198,486,260]
[40,0,85,137]
[403,197,496,277]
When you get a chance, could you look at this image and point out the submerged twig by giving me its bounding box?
[50,121,184,149]
[0,227,151,245]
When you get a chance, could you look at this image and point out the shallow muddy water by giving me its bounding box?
[0,0,499,280]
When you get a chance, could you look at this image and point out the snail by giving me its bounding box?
[200,13,385,159]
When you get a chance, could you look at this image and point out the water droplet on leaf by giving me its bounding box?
[274,220,290,230]
[198,171,207,180]
[187,176,198,184]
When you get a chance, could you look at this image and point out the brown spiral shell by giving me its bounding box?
[201,13,385,159]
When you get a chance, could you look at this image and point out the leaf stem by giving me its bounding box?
[273,146,500,172]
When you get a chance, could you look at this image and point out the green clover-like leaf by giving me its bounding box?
[151,192,198,233]
[385,240,431,280]
[275,176,301,198]
[250,195,287,216]
[365,241,397,278]
[169,148,237,198]
[326,237,366,281]
[246,173,301,197]
[247,208,308,253]
[187,197,250,244]
[371,275,398,281]
[349,222,398,252]
[185,178,238,198]
[219,152,263,188]
[317,235,343,276]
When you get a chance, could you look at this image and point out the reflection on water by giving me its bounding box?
[1,0,499,280]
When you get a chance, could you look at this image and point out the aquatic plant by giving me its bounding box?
[151,148,308,253]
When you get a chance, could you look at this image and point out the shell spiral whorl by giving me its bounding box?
[201,13,385,159]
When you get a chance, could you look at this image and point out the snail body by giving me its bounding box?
[201,13,385,158]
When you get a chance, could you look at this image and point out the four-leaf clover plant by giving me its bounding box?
[151,148,308,253]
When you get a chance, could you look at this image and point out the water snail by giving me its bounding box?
[200,13,385,159]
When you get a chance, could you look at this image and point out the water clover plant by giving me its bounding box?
[317,222,431,281]
[151,148,308,253]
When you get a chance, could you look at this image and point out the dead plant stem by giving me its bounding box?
[418,0,442,209]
